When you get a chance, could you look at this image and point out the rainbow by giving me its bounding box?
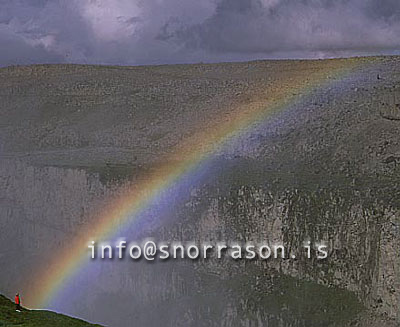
[27,58,369,308]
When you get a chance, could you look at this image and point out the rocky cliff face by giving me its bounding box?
[1,160,398,326]
[0,58,399,326]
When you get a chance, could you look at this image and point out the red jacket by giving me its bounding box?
[15,295,20,305]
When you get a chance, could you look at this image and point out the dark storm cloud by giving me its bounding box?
[180,0,400,56]
[1,0,400,66]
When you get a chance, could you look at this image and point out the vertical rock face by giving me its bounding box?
[0,58,400,326]
[1,161,398,326]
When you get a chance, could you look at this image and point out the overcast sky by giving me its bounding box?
[1,0,400,67]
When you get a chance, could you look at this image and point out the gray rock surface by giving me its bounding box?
[0,57,399,326]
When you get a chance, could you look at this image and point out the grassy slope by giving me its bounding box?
[0,295,103,327]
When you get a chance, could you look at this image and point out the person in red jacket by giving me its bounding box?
[15,293,21,311]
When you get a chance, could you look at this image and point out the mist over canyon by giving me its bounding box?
[0,57,399,326]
